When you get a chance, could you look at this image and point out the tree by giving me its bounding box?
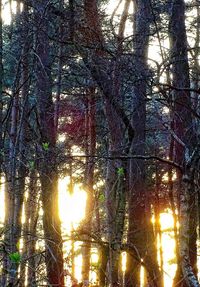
[34,0,64,285]
[82,87,96,286]
[126,1,162,286]
[169,0,199,285]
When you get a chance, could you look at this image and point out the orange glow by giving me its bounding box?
[0,173,179,286]
[159,212,177,287]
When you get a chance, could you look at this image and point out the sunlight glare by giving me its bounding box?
[104,0,133,37]
[74,253,83,283]
[59,177,89,284]
[121,252,126,272]
[140,263,145,287]
[160,212,177,287]
[160,212,174,231]
[162,172,177,183]
[2,0,17,25]
[106,0,126,14]
[59,177,87,231]
[90,249,98,284]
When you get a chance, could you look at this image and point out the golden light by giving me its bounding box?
[159,212,177,287]
[162,172,177,183]
[74,245,83,282]
[160,212,175,231]
[0,177,181,286]
[0,173,178,286]
[90,248,99,284]
[59,177,88,284]
[140,262,145,287]
[0,1,187,285]
[121,252,126,272]
[58,177,87,231]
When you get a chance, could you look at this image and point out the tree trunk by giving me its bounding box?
[179,151,200,287]
[54,0,64,136]
[20,169,39,287]
[169,0,199,285]
[4,51,20,287]
[0,0,3,172]
[82,2,129,285]
[82,87,96,286]
[104,96,127,287]
[99,246,109,287]
[126,1,161,286]
[34,1,64,285]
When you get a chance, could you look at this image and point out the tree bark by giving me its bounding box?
[82,87,96,286]
[34,1,64,285]
[126,1,161,286]
[169,0,199,285]
[0,0,3,172]
[20,169,39,287]
[179,150,200,287]
[103,95,127,287]
[82,2,129,285]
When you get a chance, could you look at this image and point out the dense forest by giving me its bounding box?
[0,0,200,286]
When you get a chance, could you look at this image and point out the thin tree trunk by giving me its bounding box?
[0,0,3,172]
[1,3,28,283]
[4,64,20,286]
[20,169,39,287]
[28,172,39,287]
[54,0,64,136]
[82,87,96,286]
[0,0,3,278]
[154,165,164,285]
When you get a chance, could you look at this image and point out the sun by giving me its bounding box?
[58,177,87,232]
[160,212,175,231]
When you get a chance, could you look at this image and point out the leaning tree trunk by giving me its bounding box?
[34,1,64,286]
[82,1,130,286]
